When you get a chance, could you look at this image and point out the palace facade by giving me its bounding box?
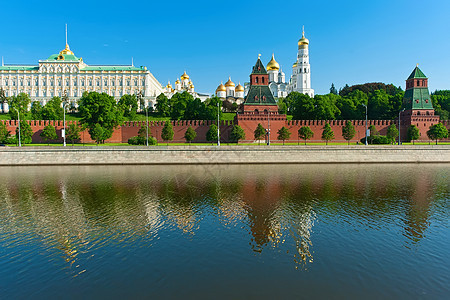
[0,42,163,112]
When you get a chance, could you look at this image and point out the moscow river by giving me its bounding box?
[0,164,449,299]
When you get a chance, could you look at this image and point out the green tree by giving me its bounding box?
[78,92,124,142]
[206,124,218,144]
[289,92,315,120]
[330,83,338,95]
[277,98,288,114]
[15,121,33,144]
[427,123,449,145]
[161,121,174,145]
[386,123,399,144]
[342,121,356,145]
[0,122,10,144]
[321,123,335,145]
[170,91,194,120]
[202,96,223,120]
[298,126,314,145]
[8,93,31,120]
[155,93,171,117]
[118,94,138,119]
[314,94,341,120]
[91,123,107,145]
[277,126,291,145]
[254,123,266,145]
[42,97,64,120]
[184,126,197,144]
[407,125,420,144]
[230,125,245,143]
[40,124,58,145]
[369,124,379,136]
[67,123,81,146]
[31,101,44,120]
[184,98,205,120]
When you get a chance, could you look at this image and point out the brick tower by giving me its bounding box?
[236,55,287,143]
[400,66,439,141]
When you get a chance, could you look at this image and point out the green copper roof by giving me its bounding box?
[43,53,81,62]
[0,65,39,71]
[403,88,433,110]
[244,85,277,105]
[251,58,267,74]
[407,66,427,80]
[81,66,145,71]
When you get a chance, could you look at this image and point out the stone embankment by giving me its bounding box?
[1,145,449,166]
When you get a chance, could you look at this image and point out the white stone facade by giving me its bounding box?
[0,44,163,112]
[287,28,314,97]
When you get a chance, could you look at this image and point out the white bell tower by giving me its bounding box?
[288,26,314,97]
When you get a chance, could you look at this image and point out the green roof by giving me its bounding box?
[244,85,277,105]
[403,88,433,110]
[0,65,39,71]
[81,66,145,71]
[43,53,81,62]
[407,66,427,80]
[251,58,267,74]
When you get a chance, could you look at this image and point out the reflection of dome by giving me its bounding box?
[181,71,189,80]
[266,54,280,71]
[235,83,244,92]
[225,77,235,87]
[216,83,226,92]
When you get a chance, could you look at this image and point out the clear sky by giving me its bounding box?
[1,0,449,96]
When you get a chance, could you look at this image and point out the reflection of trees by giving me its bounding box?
[0,164,446,272]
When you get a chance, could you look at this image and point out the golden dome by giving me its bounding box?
[166,81,173,89]
[293,62,298,68]
[216,83,226,92]
[175,78,181,84]
[181,71,189,80]
[235,82,244,92]
[225,77,235,87]
[298,27,309,46]
[266,54,280,71]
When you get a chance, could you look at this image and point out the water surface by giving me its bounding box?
[0,164,449,299]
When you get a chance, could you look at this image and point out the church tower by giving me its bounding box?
[400,66,439,141]
[287,26,314,97]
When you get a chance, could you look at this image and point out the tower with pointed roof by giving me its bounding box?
[235,55,287,143]
[287,26,314,97]
[400,66,439,141]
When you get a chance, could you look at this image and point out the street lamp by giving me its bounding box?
[267,109,271,145]
[62,90,68,147]
[217,102,220,146]
[15,107,21,147]
[398,108,405,145]
[362,104,368,145]
[146,105,149,147]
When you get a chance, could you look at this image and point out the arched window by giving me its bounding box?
[304,68,307,73]
[104,79,108,86]
[254,109,259,114]
[255,77,258,83]
[127,80,130,86]
[262,77,265,84]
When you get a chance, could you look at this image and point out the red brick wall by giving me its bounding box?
[1,118,448,144]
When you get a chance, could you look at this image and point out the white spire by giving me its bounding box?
[65,23,68,45]
[131,57,134,67]
[1,56,3,67]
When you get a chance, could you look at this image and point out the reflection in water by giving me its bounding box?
[0,164,449,297]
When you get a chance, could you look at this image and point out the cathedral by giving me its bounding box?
[164,71,209,101]
[215,77,245,108]
[0,38,163,113]
[287,27,314,97]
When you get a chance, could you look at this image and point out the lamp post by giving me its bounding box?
[398,108,405,145]
[267,109,271,145]
[16,108,21,147]
[217,102,220,146]
[62,90,68,147]
[146,105,149,147]
[362,104,368,145]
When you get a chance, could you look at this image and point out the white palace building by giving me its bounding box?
[0,39,163,113]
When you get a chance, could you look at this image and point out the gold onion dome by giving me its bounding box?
[266,54,280,71]
[298,28,309,46]
[175,78,180,84]
[235,83,244,92]
[60,43,74,55]
[225,77,235,87]
[181,71,189,80]
[216,83,226,92]
[293,62,298,68]
[166,82,172,89]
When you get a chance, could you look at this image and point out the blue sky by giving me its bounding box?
[1,0,449,96]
